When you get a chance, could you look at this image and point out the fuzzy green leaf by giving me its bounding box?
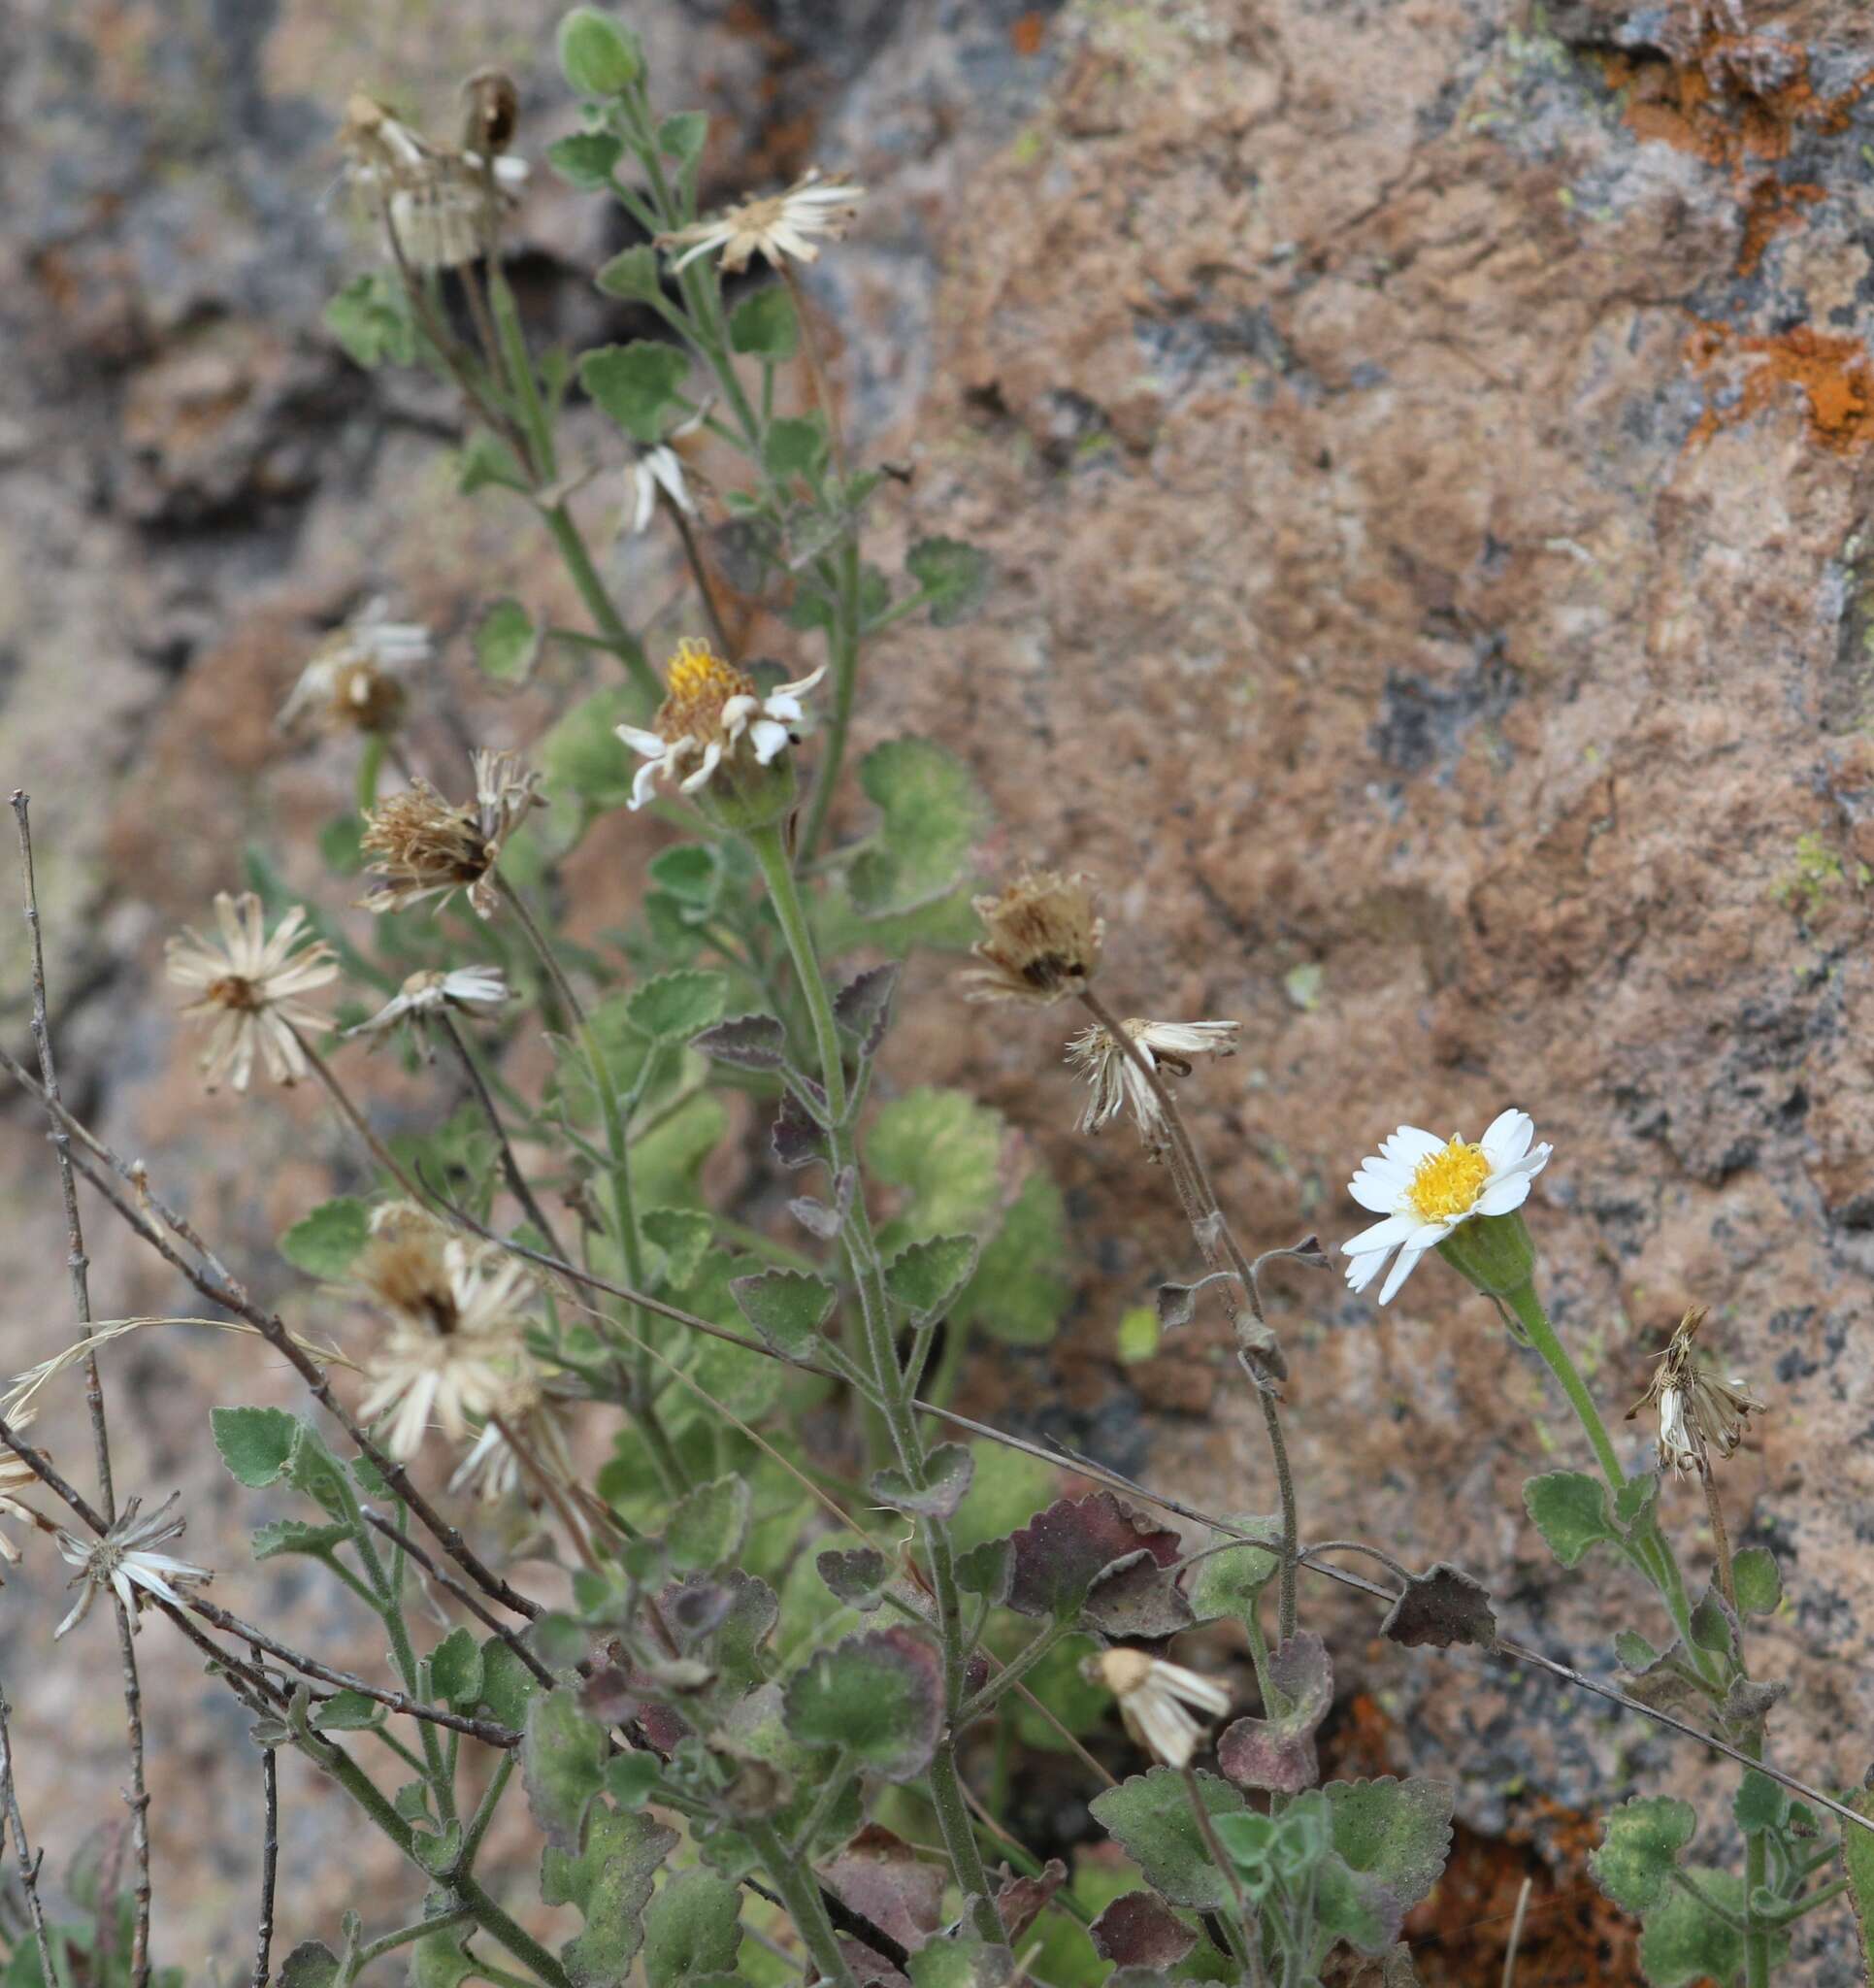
[883,1234,980,1322]
[846,738,989,917]
[286,1421,351,1518]
[1732,1770,1788,1837]
[476,598,540,683]
[557,9,643,93]
[729,285,798,360]
[782,1627,944,1782]
[580,341,691,447]
[731,1268,838,1359]
[279,1198,372,1279]
[1325,1776,1453,1914]
[1523,1470,1617,1568]
[1590,1796,1696,1913]
[867,1087,1003,1242]
[960,1170,1069,1346]
[596,244,663,299]
[325,275,415,371]
[658,112,709,166]
[642,1869,742,1986]
[542,684,642,810]
[251,1518,352,1563]
[642,1208,714,1290]
[1731,1546,1781,1616]
[310,1689,380,1733]
[817,1547,890,1612]
[763,415,827,481]
[1842,1789,1874,1980]
[477,1637,539,1730]
[871,1443,974,1521]
[907,1938,1016,1988]
[212,1407,300,1490]
[1089,1769,1249,1910]
[628,969,728,1042]
[1638,1868,1768,1987]
[429,1627,483,1710]
[523,1688,608,1852]
[666,1475,751,1573]
[546,131,624,190]
[905,536,991,626]
[542,1805,677,1987]
[277,1943,341,1988]
[1184,1517,1283,1626]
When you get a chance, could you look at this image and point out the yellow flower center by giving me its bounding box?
[658,638,756,746]
[1406,1139,1491,1223]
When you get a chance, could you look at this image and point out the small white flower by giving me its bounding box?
[347,965,510,1041]
[657,168,864,276]
[278,600,431,736]
[54,1493,213,1639]
[1341,1109,1552,1306]
[165,893,341,1092]
[1066,1017,1239,1155]
[616,639,825,810]
[621,408,707,537]
[1086,1648,1233,1770]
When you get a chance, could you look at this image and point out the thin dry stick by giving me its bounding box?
[13,792,152,1988]
[251,1641,279,1988]
[0,1688,58,1988]
[1501,1873,1533,1988]
[289,1026,439,1209]
[1700,1461,1737,1612]
[434,1011,566,1256]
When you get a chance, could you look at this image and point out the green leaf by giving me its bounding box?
[557,8,644,92]
[642,1869,742,1986]
[884,1235,980,1322]
[732,1269,837,1359]
[642,1208,713,1290]
[1732,1769,1787,1837]
[763,415,827,481]
[522,1687,608,1851]
[429,1627,483,1710]
[1184,1517,1282,1626]
[1522,1470,1617,1568]
[1637,1868,1759,1987]
[277,1943,341,1988]
[1311,1849,1402,1958]
[628,969,728,1042]
[607,1752,662,1808]
[846,738,989,918]
[1615,1630,1660,1671]
[547,130,625,190]
[457,429,531,497]
[1325,1777,1453,1914]
[817,1547,890,1612]
[409,1927,476,1988]
[907,1938,1017,1988]
[666,1475,751,1573]
[310,1689,380,1733]
[251,1518,352,1563]
[477,1637,539,1730]
[279,1198,372,1279]
[871,1443,974,1522]
[325,274,415,370]
[1590,1796,1696,1913]
[580,341,692,447]
[782,1626,944,1782]
[649,843,722,911]
[211,1407,299,1490]
[867,1087,1003,1242]
[960,1170,1069,1346]
[905,536,992,626]
[476,598,541,683]
[1842,1788,1874,1980]
[596,245,664,300]
[1731,1546,1781,1615]
[1088,1769,1249,1910]
[286,1420,351,1518]
[728,286,799,361]
[542,1806,677,1988]
[657,112,709,166]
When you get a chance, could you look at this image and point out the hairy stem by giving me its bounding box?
[746,1821,864,1988]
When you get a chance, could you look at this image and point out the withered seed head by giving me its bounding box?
[962,868,1104,1005]
[461,69,519,155]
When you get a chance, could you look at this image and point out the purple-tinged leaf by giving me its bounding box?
[694,1013,788,1071]
[995,1859,1067,1942]
[1005,1492,1181,1622]
[1217,1632,1332,1795]
[823,1824,943,1956]
[1379,1562,1496,1651]
[818,1547,890,1613]
[1082,1547,1196,1640]
[790,1167,855,1241]
[773,1087,828,1172]
[834,962,901,1057]
[1089,1892,1199,1969]
[871,1443,972,1522]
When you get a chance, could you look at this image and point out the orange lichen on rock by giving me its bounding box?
[1687,321,1874,453]
[1736,174,1824,276]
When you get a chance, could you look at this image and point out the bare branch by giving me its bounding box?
[0,1688,58,1988]
[251,1644,279,1988]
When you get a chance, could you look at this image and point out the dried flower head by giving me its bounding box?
[963,870,1104,1006]
[165,892,341,1093]
[356,1232,539,1460]
[359,749,542,918]
[1066,1017,1239,1156]
[460,69,519,156]
[1341,1110,1552,1306]
[1084,1648,1233,1770]
[448,1373,577,1508]
[348,965,510,1044]
[339,91,529,271]
[657,167,864,275]
[278,601,430,737]
[616,639,825,810]
[1627,1306,1764,1476]
[54,1493,212,1639]
[0,1415,46,1571]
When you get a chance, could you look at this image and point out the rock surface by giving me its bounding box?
[4,1,1874,1981]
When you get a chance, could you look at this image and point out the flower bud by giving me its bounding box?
[557,8,643,94]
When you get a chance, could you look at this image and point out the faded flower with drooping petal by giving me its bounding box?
[0,1413,46,1574]
[1084,1647,1233,1770]
[1066,1017,1239,1156]
[962,870,1104,1006]
[1627,1305,1764,1476]
[54,1493,213,1639]
[347,965,510,1044]
[359,750,542,919]
[165,893,341,1093]
[339,92,530,272]
[657,168,863,275]
[278,601,430,738]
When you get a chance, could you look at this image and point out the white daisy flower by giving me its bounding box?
[1066,1017,1239,1154]
[347,965,510,1041]
[165,893,341,1093]
[1085,1648,1233,1770]
[278,600,430,737]
[657,168,864,276]
[1341,1109,1553,1306]
[616,638,824,811]
[54,1493,213,1639]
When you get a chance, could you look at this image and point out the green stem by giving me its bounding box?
[356,732,387,813]
[746,1820,864,1988]
[538,500,657,699]
[459,1751,515,1876]
[1784,1875,1850,1920]
[788,1748,854,1859]
[796,541,861,866]
[485,263,555,483]
[1744,1741,1772,1988]
[748,827,846,1121]
[956,1620,1073,1726]
[353,1907,477,1968]
[1501,1282,1625,1488]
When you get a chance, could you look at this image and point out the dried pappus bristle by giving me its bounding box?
[961,868,1104,1006]
[1627,1303,1765,1475]
[358,780,492,916]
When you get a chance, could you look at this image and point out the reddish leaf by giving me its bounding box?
[823,1824,944,1957]
[1379,1562,1496,1650]
[995,1858,1067,1941]
[1216,1631,1332,1795]
[1005,1492,1181,1621]
[1083,1547,1195,1639]
[1090,1891,1199,1969]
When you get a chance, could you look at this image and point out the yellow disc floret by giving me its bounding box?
[1407,1138,1491,1223]
[658,638,755,746]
